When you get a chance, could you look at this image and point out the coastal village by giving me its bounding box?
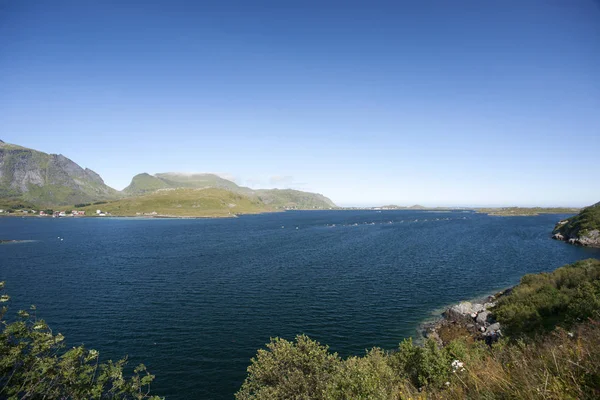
[0,209,111,217]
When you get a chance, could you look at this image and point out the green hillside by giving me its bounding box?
[123,172,248,195]
[121,173,171,195]
[0,140,119,206]
[122,172,336,209]
[79,188,270,217]
[254,189,336,209]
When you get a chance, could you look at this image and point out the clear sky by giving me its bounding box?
[1,1,599,207]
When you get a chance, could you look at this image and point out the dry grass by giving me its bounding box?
[412,320,600,400]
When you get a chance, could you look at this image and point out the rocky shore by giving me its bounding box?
[422,289,511,346]
[552,225,600,248]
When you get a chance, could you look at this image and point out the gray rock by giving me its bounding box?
[444,302,475,320]
[578,229,600,247]
[476,311,490,325]
[471,303,485,313]
[486,322,501,333]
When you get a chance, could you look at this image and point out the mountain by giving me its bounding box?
[0,140,119,206]
[123,172,336,210]
[553,201,600,247]
[123,172,243,195]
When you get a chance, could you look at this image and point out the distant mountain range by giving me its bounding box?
[0,140,336,213]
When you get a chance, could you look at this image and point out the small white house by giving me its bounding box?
[96,210,102,214]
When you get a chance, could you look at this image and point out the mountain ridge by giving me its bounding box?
[122,171,336,210]
[0,140,337,211]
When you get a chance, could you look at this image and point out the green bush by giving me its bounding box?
[324,348,400,400]
[390,338,451,389]
[493,259,600,337]
[236,334,341,400]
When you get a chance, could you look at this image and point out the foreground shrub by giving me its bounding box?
[236,334,341,400]
[390,338,451,390]
[325,348,401,400]
[0,282,162,399]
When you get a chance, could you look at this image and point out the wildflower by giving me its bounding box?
[452,359,465,372]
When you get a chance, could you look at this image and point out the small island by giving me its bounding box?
[476,206,580,216]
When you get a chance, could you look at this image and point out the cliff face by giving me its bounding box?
[0,141,119,206]
[553,202,600,248]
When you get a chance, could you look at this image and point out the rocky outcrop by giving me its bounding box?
[423,290,510,346]
[553,225,600,248]
[552,202,600,248]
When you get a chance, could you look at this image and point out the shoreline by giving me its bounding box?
[419,287,513,346]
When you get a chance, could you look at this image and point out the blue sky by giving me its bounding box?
[1,1,599,207]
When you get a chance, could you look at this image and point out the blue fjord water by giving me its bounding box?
[1,210,599,399]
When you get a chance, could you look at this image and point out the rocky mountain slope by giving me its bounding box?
[553,201,600,247]
[0,140,119,206]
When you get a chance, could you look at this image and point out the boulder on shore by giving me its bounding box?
[476,311,490,325]
[425,294,505,346]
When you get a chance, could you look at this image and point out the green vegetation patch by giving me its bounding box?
[493,258,600,337]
